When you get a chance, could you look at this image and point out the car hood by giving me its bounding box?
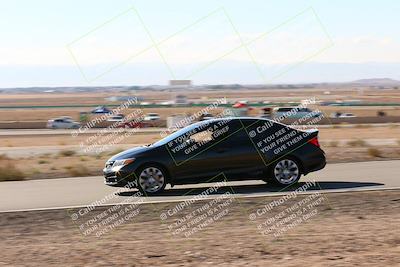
[108,146,150,161]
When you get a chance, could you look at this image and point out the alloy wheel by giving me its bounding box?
[273,159,300,185]
[138,167,165,193]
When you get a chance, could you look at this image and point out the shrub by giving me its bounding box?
[367,148,382,158]
[0,167,25,181]
[347,139,367,147]
[0,156,25,181]
[38,160,48,164]
[64,164,90,177]
[59,150,76,157]
[31,168,41,175]
[329,141,338,147]
[40,153,51,158]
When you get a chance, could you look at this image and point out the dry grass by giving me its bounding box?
[347,139,367,147]
[107,148,124,156]
[355,124,371,128]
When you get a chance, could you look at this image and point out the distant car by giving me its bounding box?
[273,107,322,119]
[338,113,356,118]
[330,112,356,118]
[104,118,326,195]
[117,120,146,128]
[47,117,80,129]
[140,102,151,106]
[260,107,273,119]
[160,101,174,105]
[107,114,125,122]
[92,106,111,114]
[144,113,160,121]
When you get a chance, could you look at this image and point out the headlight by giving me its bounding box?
[113,158,135,168]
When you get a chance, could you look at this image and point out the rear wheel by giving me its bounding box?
[136,165,167,195]
[268,158,301,186]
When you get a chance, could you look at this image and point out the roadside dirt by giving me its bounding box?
[0,190,399,266]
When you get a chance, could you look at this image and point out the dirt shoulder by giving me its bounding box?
[1,190,399,266]
[1,145,399,181]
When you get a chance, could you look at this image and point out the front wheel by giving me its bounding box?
[267,158,301,186]
[136,165,167,195]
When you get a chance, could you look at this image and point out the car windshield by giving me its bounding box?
[152,121,207,147]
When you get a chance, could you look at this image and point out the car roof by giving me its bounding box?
[196,117,295,129]
[274,107,310,109]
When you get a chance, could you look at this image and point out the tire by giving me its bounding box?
[267,157,301,186]
[135,164,167,195]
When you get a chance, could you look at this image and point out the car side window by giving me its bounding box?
[186,120,231,144]
[190,129,214,144]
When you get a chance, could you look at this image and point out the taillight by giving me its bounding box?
[308,137,320,147]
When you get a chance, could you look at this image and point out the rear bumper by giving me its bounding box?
[302,148,326,175]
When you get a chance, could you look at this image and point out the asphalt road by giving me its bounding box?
[0,160,399,212]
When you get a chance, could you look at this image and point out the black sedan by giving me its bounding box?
[103,118,326,195]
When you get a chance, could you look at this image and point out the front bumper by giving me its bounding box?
[103,167,135,187]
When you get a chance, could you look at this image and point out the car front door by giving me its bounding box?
[168,119,264,183]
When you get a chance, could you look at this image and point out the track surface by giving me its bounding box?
[0,160,399,212]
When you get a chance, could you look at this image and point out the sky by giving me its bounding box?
[0,0,399,87]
